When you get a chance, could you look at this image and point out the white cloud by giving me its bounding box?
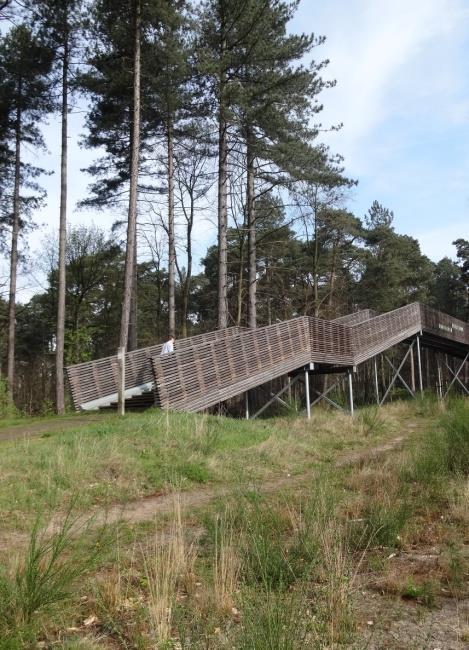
[301,0,469,170]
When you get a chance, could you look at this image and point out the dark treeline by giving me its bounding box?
[0,0,468,413]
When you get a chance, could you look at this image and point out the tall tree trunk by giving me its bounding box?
[236,234,244,326]
[246,130,256,328]
[167,120,176,336]
[7,102,21,402]
[119,0,141,349]
[327,241,338,316]
[217,18,228,330]
[56,36,68,414]
[266,261,272,326]
[127,242,138,350]
[313,210,319,317]
[218,114,228,328]
[181,196,193,338]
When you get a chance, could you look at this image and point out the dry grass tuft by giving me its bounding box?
[213,513,240,614]
[142,494,197,646]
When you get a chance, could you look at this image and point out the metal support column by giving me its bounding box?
[410,346,416,393]
[373,357,379,405]
[348,369,354,416]
[245,391,249,420]
[305,368,311,419]
[416,335,423,394]
[437,356,443,399]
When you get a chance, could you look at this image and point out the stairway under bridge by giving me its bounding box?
[66,303,468,415]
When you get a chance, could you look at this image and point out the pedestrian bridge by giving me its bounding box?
[66,302,468,414]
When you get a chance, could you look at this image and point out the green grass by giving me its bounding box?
[0,398,466,648]
[404,398,469,492]
[0,405,403,531]
[0,410,101,431]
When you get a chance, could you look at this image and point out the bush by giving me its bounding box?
[0,377,18,419]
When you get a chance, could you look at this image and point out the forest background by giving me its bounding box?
[0,0,467,413]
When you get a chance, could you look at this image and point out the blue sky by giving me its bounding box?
[4,0,469,301]
[292,0,469,259]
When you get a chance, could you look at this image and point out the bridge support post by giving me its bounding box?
[305,369,311,419]
[117,346,126,416]
[245,391,250,419]
[416,335,423,394]
[373,357,379,405]
[348,369,354,416]
[437,356,443,399]
[410,346,416,393]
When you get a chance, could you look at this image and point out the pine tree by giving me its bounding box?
[232,0,332,327]
[432,257,466,319]
[197,0,270,328]
[81,0,196,346]
[119,0,141,351]
[357,202,434,311]
[29,0,84,413]
[145,0,194,337]
[453,238,469,319]
[80,0,153,351]
[0,25,53,401]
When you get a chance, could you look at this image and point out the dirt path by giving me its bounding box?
[42,435,405,536]
[354,589,469,649]
[0,416,105,442]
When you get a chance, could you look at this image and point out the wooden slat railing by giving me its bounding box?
[152,318,311,412]
[67,303,468,412]
[419,304,468,346]
[351,303,422,365]
[308,316,354,365]
[66,326,247,410]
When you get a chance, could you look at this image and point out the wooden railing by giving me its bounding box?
[352,303,422,365]
[67,303,468,412]
[419,304,468,346]
[66,326,247,410]
[333,309,378,326]
[152,318,311,412]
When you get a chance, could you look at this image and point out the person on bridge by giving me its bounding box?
[160,335,175,356]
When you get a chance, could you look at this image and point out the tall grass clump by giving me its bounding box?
[407,399,469,486]
[236,589,308,650]
[413,390,441,418]
[213,513,240,614]
[0,509,103,645]
[357,405,388,437]
[439,399,469,476]
[142,494,197,647]
[231,478,360,648]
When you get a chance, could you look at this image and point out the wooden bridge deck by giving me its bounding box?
[66,303,468,412]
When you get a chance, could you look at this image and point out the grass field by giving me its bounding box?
[0,395,467,648]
